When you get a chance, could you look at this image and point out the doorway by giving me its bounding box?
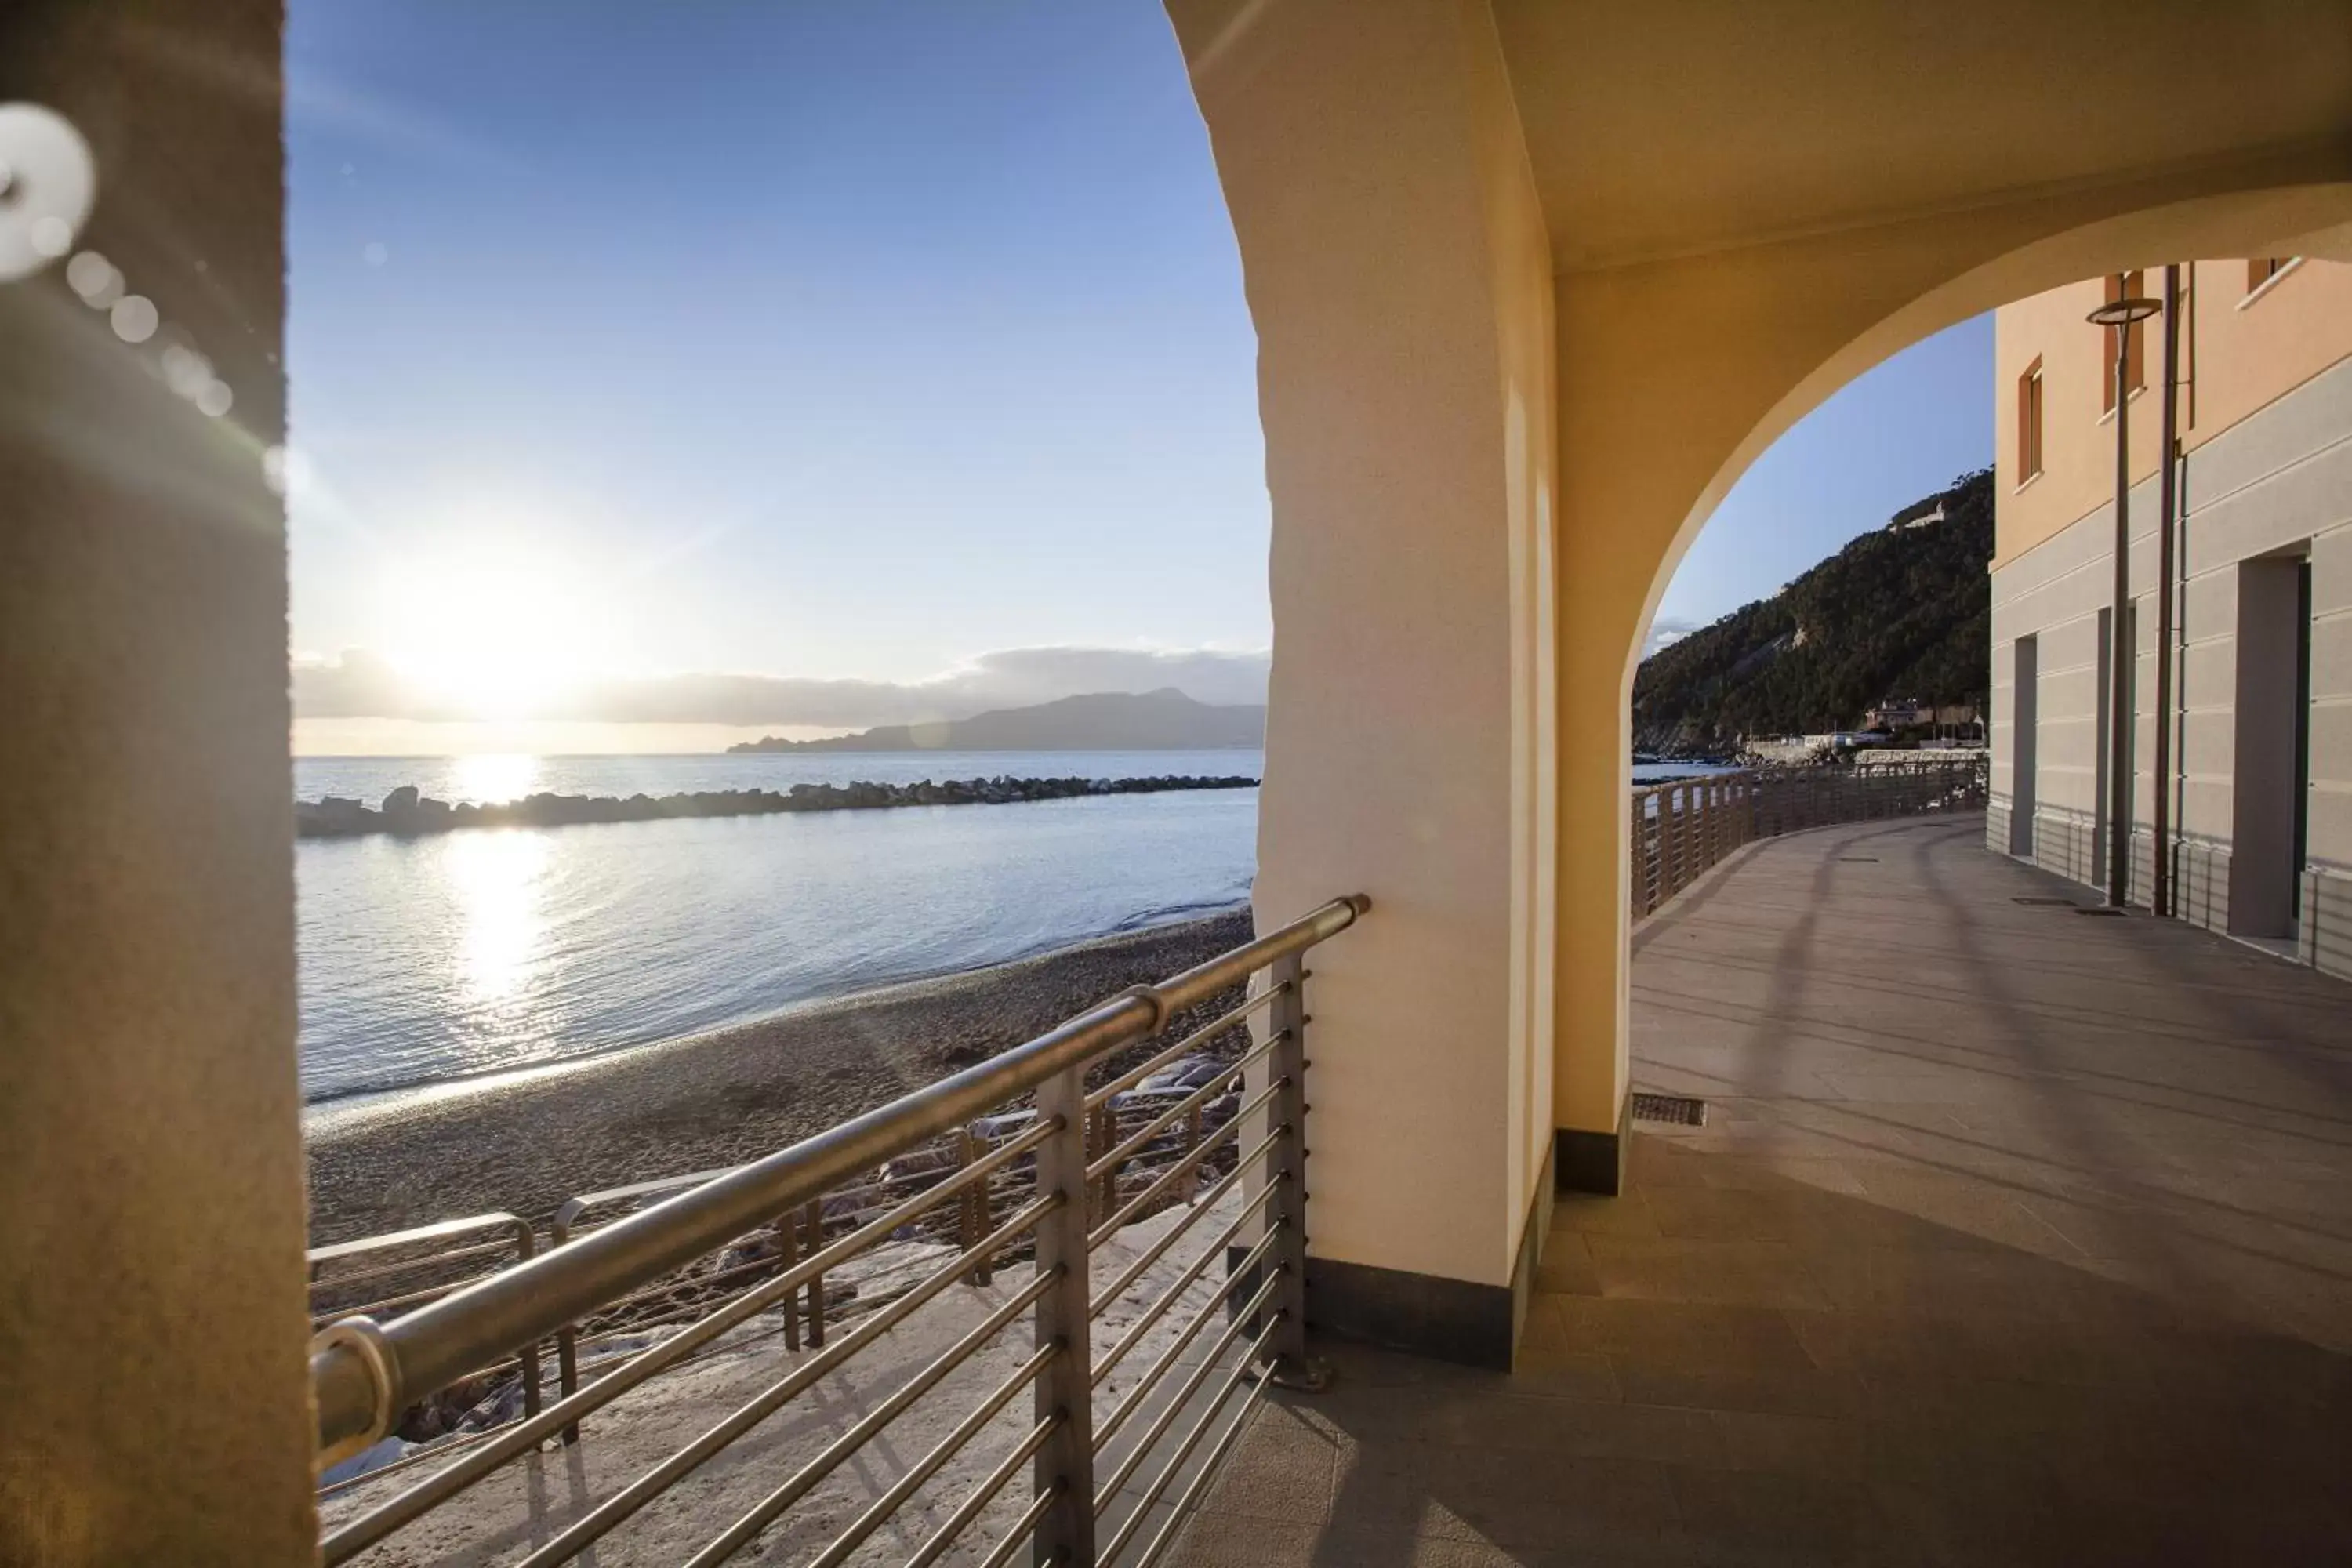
[2010,635,2038,857]
[2230,554,2313,940]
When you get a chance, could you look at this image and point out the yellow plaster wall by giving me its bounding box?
[1170,0,1559,1290]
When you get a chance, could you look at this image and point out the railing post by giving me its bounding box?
[803,1200,826,1348]
[1663,787,1681,898]
[777,1207,801,1353]
[957,1127,993,1287]
[1030,1064,1097,1566]
[550,1203,584,1445]
[1264,953,1320,1385]
[509,1220,543,1422]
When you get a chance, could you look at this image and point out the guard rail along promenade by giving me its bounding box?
[1632,757,1987,917]
[308,895,1369,1567]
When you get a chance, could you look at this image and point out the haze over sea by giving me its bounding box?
[296,750,1715,1107]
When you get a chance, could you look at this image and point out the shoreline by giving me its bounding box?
[304,909,1257,1245]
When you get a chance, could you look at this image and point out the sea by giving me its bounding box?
[296,751,1720,1107]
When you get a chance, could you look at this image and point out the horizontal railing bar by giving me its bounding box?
[1093,1229,1283,1456]
[310,1235,522,1296]
[975,1479,1062,1568]
[307,1212,527,1266]
[1123,1348,1276,1568]
[904,1412,1062,1568]
[313,1274,501,1327]
[1086,1034,1276,1181]
[314,1417,506,1501]
[1090,1092,1282,1250]
[1094,1268,1280,1502]
[313,894,1367,1460]
[1099,1308,1283,1567]
[1083,987,1283,1110]
[1090,1152,1271,1323]
[561,1160,746,1216]
[797,1343,1056,1568]
[671,1269,1061,1568]
[508,1201,1062,1568]
[1091,1179,1283,1385]
[320,1124,1058,1564]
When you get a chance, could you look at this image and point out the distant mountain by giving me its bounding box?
[728,688,1267,753]
[1633,468,1992,754]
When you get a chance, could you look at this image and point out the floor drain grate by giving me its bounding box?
[2073,906,2126,917]
[2013,897,2074,906]
[1631,1093,1708,1127]
[1838,856,1879,863]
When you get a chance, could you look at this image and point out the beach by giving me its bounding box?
[304,909,1255,1244]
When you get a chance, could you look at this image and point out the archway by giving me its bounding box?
[1171,0,2352,1367]
[1551,183,2352,1199]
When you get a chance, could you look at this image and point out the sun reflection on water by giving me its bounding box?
[445,828,550,1007]
[451,752,540,805]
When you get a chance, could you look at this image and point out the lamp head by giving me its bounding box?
[2086,297,2161,327]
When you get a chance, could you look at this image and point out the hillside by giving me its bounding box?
[1633,468,1991,754]
[728,688,1266,753]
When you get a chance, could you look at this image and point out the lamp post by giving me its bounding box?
[2087,285,2163,909]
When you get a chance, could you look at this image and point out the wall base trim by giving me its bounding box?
[1256,1140,1556,1372]
[1554,1090,1632,1196]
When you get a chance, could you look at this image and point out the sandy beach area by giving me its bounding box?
[304,909,1254,1244]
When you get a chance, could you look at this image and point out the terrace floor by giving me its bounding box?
[1169,813,2352,1566]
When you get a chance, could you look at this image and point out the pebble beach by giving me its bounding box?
[304,909,1256,1245]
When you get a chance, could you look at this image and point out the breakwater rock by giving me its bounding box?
[295,774,1261,840]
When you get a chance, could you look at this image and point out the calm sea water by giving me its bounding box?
[294,751,1261,1104]
[295,751,1719,1106]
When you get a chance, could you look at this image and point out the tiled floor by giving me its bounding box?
[1167,815,2352,1566]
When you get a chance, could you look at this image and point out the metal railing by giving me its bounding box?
[1632,757,1987,918]
[308,894,1368,1566]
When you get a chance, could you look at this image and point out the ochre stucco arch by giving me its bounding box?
[1550,180,2352,1164]
[1632,185,2352,671]
[1171,0,2352,1363]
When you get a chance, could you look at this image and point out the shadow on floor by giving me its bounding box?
[1167,816,2352,1567]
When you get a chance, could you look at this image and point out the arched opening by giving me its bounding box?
[1552,184,2352,1199]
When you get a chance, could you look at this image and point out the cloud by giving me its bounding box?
[1641,618,1701,658]
[292,644,1272,729]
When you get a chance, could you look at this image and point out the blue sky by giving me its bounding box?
[1651,317,1993,650]
[285,2,1990,749]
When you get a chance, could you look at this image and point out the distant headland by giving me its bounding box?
[728,688,1266,753]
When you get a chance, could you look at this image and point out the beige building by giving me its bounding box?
[1990,260,2352,973]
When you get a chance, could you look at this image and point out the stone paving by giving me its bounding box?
[1169,814,2352,1566]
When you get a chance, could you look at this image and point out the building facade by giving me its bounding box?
[1990,259,2352,975]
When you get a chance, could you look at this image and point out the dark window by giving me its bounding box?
[2016,358,2044,481]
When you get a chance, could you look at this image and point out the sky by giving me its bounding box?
[285,2,1991,754]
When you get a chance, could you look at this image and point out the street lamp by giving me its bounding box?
[2087,287,2163,909]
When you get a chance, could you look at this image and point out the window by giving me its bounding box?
[2100,270,2147,413]
[2016,357,2044,481]
[2247,256,2296,294]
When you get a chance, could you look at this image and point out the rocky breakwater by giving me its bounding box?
[294,774,1261,840]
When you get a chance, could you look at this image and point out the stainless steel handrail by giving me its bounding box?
[309,892,1370,1466]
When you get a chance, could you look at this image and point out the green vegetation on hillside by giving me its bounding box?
[1633,468,1991,754]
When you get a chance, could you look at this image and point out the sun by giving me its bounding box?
[383,557,587,719]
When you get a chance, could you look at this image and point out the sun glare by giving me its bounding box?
[384,557,587,719]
